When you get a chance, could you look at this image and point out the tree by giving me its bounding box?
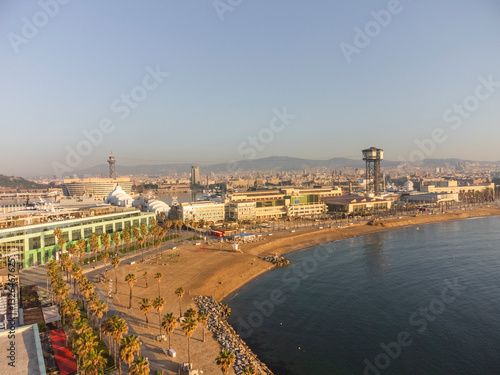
[76,239,87,266]
[73,331,98,369]
[161,313,177,350]
[181,317,198,369]
[57,237,67,266]
[111,257,121,294]
[216,350,235,375]
[53,227,63,263]
[125,274,137,310]
[242,366,256,374]
[101,251,110,276]
[92,300,108,341]
[153,297,165,335]
[112,232,121,254]
[198,311,208,342]
[128,356,150,375]
[154,272,163,298]
[88,233,100,266]
[184,308,197,320]
[83,349,107,375]
[175,287,185,316]
[143,271,149,288]
[120,335,142,369]
[139,298,153,328]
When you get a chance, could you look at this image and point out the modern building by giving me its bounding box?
[0,208,155,269]
[191,165,200,185]
[61,177,132,198]
[420,182,495,194]
[404,193,459,204]
[322,195,392,214]
[180,201,225,223]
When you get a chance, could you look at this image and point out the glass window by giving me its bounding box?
[29,236,41,250]
[106,224,114,233]
[115,222,123,231]
[84,227,93,238]
[95,226,103,235]
[72,230,82,241]
[44,234,55,247]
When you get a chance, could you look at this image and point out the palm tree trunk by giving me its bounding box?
[168,334,171,350]
[115,270,118,294]
[179,299,182,316]
[129,287,132,309]
[187,337,191,368]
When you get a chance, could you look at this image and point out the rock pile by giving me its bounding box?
[259,253,290,267]
[195,295,274,375]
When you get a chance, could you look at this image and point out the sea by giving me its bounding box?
[227,216,500,375]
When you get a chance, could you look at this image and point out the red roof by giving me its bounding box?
[49,329,78,375]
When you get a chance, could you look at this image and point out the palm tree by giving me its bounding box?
[198,311,208,342]
[110,316,128,375]
[181,317,197,369]
[92,300,108,340]
[216,350,235,375]
[184,308,197,320]
[112,231,121,254]
[73,331,98,369]
[57,237,67,265]
[53,227,63,262]
[143,271,149,288]
[175,287,185,316]
[138,236,145,261]
[154,272,163,297]
[83,349,107,375]
[128,356,150,375]
[120,335,142,370]
[100,232,110,254]
[101,251,110,276]
[161,313,177,349]
[242,367,256,374]
[111,257,121,294]
[77,238,87,266]
[89,233,100,265]
[139,298,153,328]
[61,298,78,326]
[153,297,165,335]
[125,274,137,309]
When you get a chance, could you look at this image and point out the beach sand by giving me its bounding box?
[97,206,500,374]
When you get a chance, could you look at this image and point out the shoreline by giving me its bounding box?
[218,206,500,303]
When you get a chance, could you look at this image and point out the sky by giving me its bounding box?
[1,0,500,177]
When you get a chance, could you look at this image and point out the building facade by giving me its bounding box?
[62,177,132,198]
[0,209,155,269]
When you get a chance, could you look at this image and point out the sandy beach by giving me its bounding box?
[97,206,500,374]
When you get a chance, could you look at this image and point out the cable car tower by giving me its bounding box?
[362,147,384,195]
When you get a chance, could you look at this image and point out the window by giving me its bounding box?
[44,234,55,247]
[106,224,114,233]
[115,222,123,231]
[29,237,41,250]
[72,230,82,241]
[95,226,103,235]
[84,227,93,238]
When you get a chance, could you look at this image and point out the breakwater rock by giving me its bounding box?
[195,295,274,375]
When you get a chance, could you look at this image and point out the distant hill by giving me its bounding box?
[56,156,500,178]
[0,174,48,190]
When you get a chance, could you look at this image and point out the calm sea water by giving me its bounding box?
[227,216,500,375]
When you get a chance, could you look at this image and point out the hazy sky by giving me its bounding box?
[1,0,500,177]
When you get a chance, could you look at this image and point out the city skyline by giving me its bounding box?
[2,1,500,177]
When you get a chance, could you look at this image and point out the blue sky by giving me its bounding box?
[1,0,500,177]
